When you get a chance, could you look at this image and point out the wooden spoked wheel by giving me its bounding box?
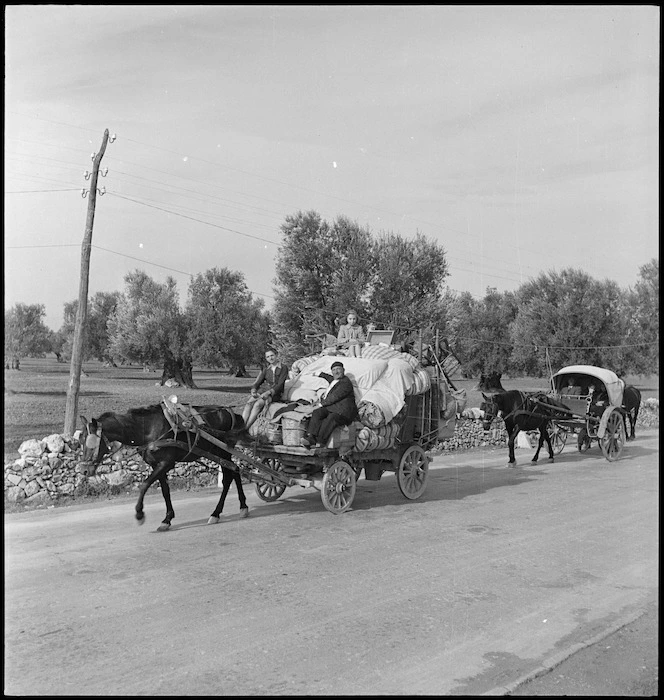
[600,410,626,462]
[547,423,567,455]
[577,428,592,452]
[321,460,356,514]
[255,457,287,502]
[397,445,429,500]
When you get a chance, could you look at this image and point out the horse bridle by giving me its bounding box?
[481,391,531,427]
[84,424,130,463]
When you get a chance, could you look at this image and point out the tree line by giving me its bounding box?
[4,210,659,384]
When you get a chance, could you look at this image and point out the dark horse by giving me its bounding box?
[81,403,250,531]
[622,385,642,440]
[476,371,507,393]
[481,390,570,466]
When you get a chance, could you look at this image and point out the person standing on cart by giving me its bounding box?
[301,361,358,448]
[242,348,289,430]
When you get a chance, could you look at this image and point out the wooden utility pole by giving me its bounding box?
[63,129,110,436]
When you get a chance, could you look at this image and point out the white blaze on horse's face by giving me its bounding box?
[110,440,124,461]
[85,434,101,450]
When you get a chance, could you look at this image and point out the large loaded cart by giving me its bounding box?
[164,333,461,514]
[235,363,449,515]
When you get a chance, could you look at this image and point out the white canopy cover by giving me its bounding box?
[552,365,624,406]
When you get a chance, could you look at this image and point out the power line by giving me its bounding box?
[90,245,275,300]
[5,116,654,296]
[6,244,80,249]
[5,188,82,194]
[109,192,280,247]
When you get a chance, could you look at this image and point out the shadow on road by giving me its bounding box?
[147,436,658,532]
[160,462,546,531]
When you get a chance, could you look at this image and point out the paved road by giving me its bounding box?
[5,429,658,695]
[507,599,658,696]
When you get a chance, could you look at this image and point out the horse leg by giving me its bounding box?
[507,425,518,466]
[542,424,555,462]
[156,474,175,532]
[628,409,637,440]
[208,467,233,524]
[234,470,249,517]
[531,429,545,463]
[135,463,169,525]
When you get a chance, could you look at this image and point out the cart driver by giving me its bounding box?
[242,348,289,430]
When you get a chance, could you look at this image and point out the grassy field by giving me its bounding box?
[4,357,659,461]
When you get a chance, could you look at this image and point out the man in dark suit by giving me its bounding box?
[301,361,357,448]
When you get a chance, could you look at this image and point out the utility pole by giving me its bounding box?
[63,129,113,436]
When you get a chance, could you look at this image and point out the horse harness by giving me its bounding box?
[484,391,559,425]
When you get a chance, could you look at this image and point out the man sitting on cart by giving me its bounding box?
[242,348,289,430]
[588,383,609,406]
[562,377,582,395]
[301,361,358,448]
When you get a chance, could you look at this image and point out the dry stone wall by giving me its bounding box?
[4,434,220,507]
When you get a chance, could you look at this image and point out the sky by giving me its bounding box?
[5,5,660,331]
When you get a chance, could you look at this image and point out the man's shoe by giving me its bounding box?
[300,437,311,448]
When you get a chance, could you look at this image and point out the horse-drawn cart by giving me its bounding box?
[162,355,453,515]
[480,364,636,466]
[544,365,629,461]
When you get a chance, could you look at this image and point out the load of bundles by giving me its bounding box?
[247,342,467,452]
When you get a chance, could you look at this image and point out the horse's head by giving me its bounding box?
[80,415,110,471]
[480,393,499,431]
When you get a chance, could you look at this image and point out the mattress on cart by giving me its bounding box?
[283,355,418,427]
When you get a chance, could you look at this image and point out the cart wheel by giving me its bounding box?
[397,445,429,500]
[255,457,287,502]
[547,423,567,455]
[577,428,592,452]
[600,410,626,462]
[321,460,356,514]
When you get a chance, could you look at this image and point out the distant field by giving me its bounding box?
[4,357,659,460]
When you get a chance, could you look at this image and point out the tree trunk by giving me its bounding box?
[234,364,248,378]
[160,357,179,385]
[160,356,197,389]
[179,357,197,388]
